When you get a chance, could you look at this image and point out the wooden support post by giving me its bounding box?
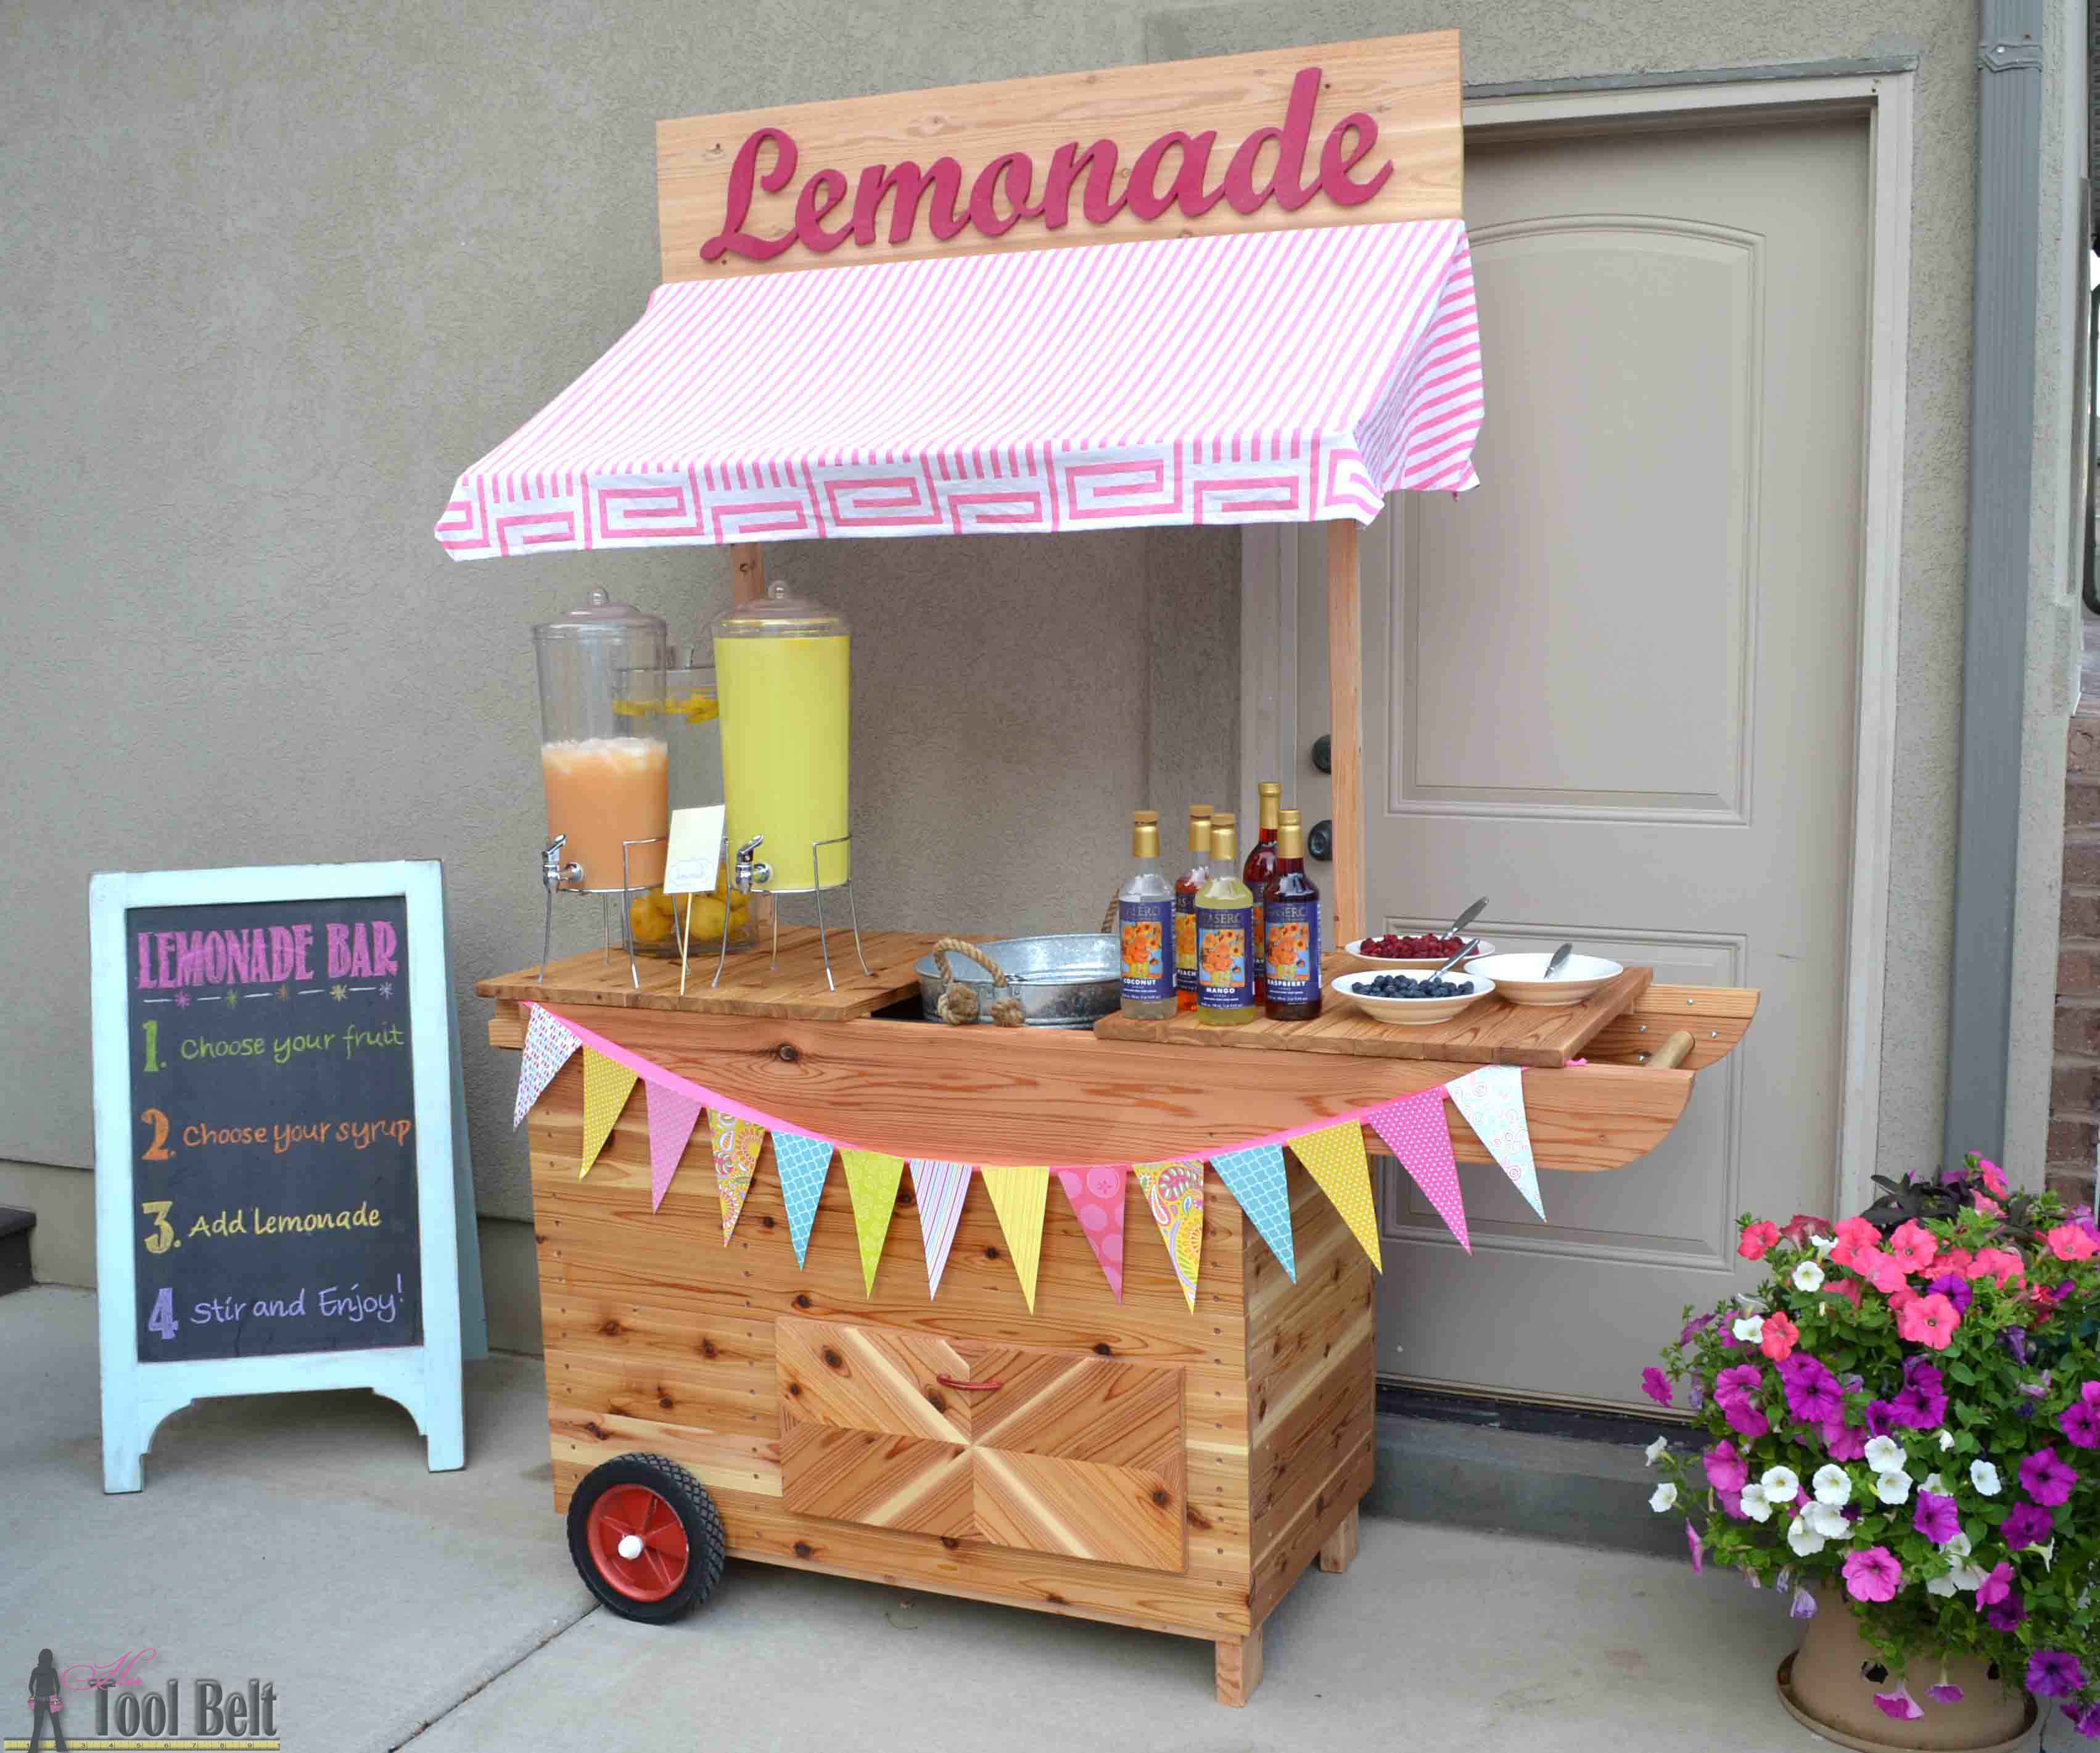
[1325,519,1365,944]
[730,543,767,603]
[1215,1627,1264,1707]
[1319,1504,1359,1574]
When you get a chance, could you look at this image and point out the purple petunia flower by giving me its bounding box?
[1821,1419,1869,1462]
[1641,1367,1674,1408]
[1789,1585,1817,1620]
[1872,1683,1923,1722]
[1782,1356,1844,1425]
[2085,1379,2100,1407]
[2003,1327,2030,1366]
[1913,1492,1959,1543]
[1840,1372,1866,1395]
[2018,1372,2054,1400]
[1923,1272,1972,1314]
[2062,1398,2100,1450]
[1926,1683,1964,1706]
[2072,1701,2100,1741]
[1686,1379,1705,1411]
[2026,1651,2087,1699]
[1679,1312,1715,1346]
[1722,1397,1770,1440]
[1977,1561,2015,1606]
[1715,1363,1764,1405]
[1890,1360,1948,1428]
[2001,1501,2055,1548]
[1985,1591,2027,1630]
[1703,1440,1749,1493]
[1684,1519,1704,1574]
[1842,1546,1902,1602]
[1866,1400,1901,1438]
[2019,1447,2079,1508]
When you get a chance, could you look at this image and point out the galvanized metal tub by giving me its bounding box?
[914,934,1120,1028]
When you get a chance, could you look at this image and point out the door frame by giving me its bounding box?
[1240,69,1914,1219]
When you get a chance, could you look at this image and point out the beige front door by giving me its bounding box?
[1279,116,1871,1408]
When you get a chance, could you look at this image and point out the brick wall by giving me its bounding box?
[2051,713,2100,1207]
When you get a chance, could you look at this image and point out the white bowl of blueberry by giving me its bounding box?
[1331,968,1495,1026]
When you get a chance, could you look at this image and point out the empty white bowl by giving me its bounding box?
[1463,951,1623,1008]
[1331,970,1496,1026]
[1341,937,1496,971]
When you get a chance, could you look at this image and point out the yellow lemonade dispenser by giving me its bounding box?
[711,579,866,986]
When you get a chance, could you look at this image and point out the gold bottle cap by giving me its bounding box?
[1132,810,1161,857]
[1210,812,1239,864]
[1258,782,1282,830]
[1278,815,1306,859]
[1187,804,1213,852]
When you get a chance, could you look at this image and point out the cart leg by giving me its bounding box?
[1319,1504,1359,1574]
[1215,1628,1263,1707]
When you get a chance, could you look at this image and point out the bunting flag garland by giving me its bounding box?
[981,1166,1050,1311]
[1132,1159,1204,1311]
[710,1112,766,1240]
[514,1005,580,1126]
[772,1129,836,1266]
[578,1049,638,1180]
[1365,1088,1470,1253]
[1288,1119,1382,1269]
[1446,1065,1546,1220]
[1210,1144,1296,1281]
[643,1080,706,1211]
[910,1161,972,1296]
[1055,1166,1128,1301]
[840,1150,907,1294]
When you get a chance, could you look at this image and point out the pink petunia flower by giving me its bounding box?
[1737,1219,1782,1261]
[1778,1213,1828,1247]
[1887,1220,1939,1276]
[1974,1193,2004,1217]
[1641,1366,1674,1408]
[1896,1293,1961,1350]
[1842,1545,1903,1602]
[1759,1311,1800,1362]
[1977,1561,2015,1606]
[1830,1216,1880,1268]
[2046,1224,2099,1263]
[1853,1246,1908,1294]
[1822,1419,1870,1462]
[1927,1683,1965,1706]
[1887,1284,1921,1318]
[1703,1440,1750,1494]
[1684,1519,1704,1574]
[1824,1276,1866,1311]
[1967,1247,2026,1289]
[1873,1682,1924,1722]
[1977,1157,2010,1198]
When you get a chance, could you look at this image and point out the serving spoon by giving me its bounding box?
[1544,942,1574,980]
[1442,897,1487,939]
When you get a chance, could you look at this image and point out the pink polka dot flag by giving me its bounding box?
[1055,1166,1128,1301]
[1364,1087,1471,1253]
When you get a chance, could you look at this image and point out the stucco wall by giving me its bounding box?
[0,0,2079,1273]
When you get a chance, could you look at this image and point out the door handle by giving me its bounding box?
[1311,733,1332,774]
[934,1374,1003,1392]
[1306,819,1333,862]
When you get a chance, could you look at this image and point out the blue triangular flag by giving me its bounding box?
[1209,1144,1296,1281]
[772,1128,836,1266]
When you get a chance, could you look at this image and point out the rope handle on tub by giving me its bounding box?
[929,937,1025,1028]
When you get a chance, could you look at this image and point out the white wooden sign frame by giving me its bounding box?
[89,860,473,1492]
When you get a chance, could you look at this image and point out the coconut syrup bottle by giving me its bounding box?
[1243,782,1283,1000]
[1174,805,1213,1013]
[1196,814,1258,1026]
[1262,808,1323,1021]
[1117,810,1177,1021]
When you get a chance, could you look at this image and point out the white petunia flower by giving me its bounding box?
[1650,1482,1678,1512]
[1937,1429,1957,1452]
[1927,1574,1959,1598]
[1645,1435,1670,1466]
[2037,1541,2056,1572]
[1731,1313,1765,1345]
[1922,1474,1946,1496]
[1792,1260,1827,1293]
[1874,1470,1913,1506]
[1813,1465,1853,1507]
[1739,1483,1773,1524]
[1804,1502,1852,1541]
[1761,1465,1801,1501]
[1951,1562,1988,1593]
[1787,1516,1827,1557]
[1970,1460,2002,1497]
[1864,1437,1908,1475]
[1811,1234,1839,1258]
[1945,1532,1971,1559]
[1734,1293,1769,1312]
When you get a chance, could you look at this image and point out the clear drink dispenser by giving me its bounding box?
[532,589,669,894]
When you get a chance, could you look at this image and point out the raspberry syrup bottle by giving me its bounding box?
[1174,805,1213,1012]
[1242,782,1282,1000]
[1262,809,1323,1021]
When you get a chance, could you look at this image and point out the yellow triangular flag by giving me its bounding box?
[1288,1120,1382,1269]
[1132,1159,1204,1311]
[840,1149,907,1295]
[578,1049,639,1179]
[980,1165,1050,1311]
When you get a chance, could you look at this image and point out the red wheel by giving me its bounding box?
[585,1483,691,1602]
[567,1453,725,1622]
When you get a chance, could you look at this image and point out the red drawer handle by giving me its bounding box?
[935,1374,1003,1392]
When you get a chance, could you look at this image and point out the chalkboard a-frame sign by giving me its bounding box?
[90,862,476,1493]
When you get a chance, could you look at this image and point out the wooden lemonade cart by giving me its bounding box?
[444,31,1758,1706]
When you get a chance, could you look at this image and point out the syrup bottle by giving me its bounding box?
[1243,782,1283,1000]
[1174,805,1213,1013]
[1117,810,1176,1021]
[1263,808,1323,1021]
[1196,814,1258,1026]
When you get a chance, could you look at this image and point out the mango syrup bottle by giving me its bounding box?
[1243,782,1283,1000]
[1118,810,1177,1021]
[1263,807,1323,1021]
[1196,814,1258,1026]
[1174,804,1213,1013]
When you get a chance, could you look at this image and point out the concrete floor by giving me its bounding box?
[4,1286,1853,1751]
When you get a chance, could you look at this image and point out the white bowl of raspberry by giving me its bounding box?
[1341,933,1496,971]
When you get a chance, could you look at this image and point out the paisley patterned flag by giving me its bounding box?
[710,1112,767,1241]
[1132,1159,1204,1311]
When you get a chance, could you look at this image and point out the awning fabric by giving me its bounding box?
[435,218,1481,560]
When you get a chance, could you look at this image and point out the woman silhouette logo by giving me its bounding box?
[27,1648,65,1752]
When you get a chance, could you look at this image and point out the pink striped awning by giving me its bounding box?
[435,218,1481,559]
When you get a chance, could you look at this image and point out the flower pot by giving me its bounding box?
[1776,1587,2036,1752]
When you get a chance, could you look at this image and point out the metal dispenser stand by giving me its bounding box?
[712,831,869,991]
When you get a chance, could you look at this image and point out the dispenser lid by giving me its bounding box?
[710,579,848,640]
[533,587,669,643]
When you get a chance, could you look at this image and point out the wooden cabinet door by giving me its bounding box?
[778,1318,1187,1572]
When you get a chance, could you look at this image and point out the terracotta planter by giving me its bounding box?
[1776,1586,2037,1752]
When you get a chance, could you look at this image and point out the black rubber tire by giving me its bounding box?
[567,1451,727,1623]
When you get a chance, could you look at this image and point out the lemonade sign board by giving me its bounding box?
[89,862,473,1492]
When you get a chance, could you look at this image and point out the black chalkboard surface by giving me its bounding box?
[126,896,422,1360]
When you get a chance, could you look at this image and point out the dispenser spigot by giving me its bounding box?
[541,833,583,893]
[731,835,772,893]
